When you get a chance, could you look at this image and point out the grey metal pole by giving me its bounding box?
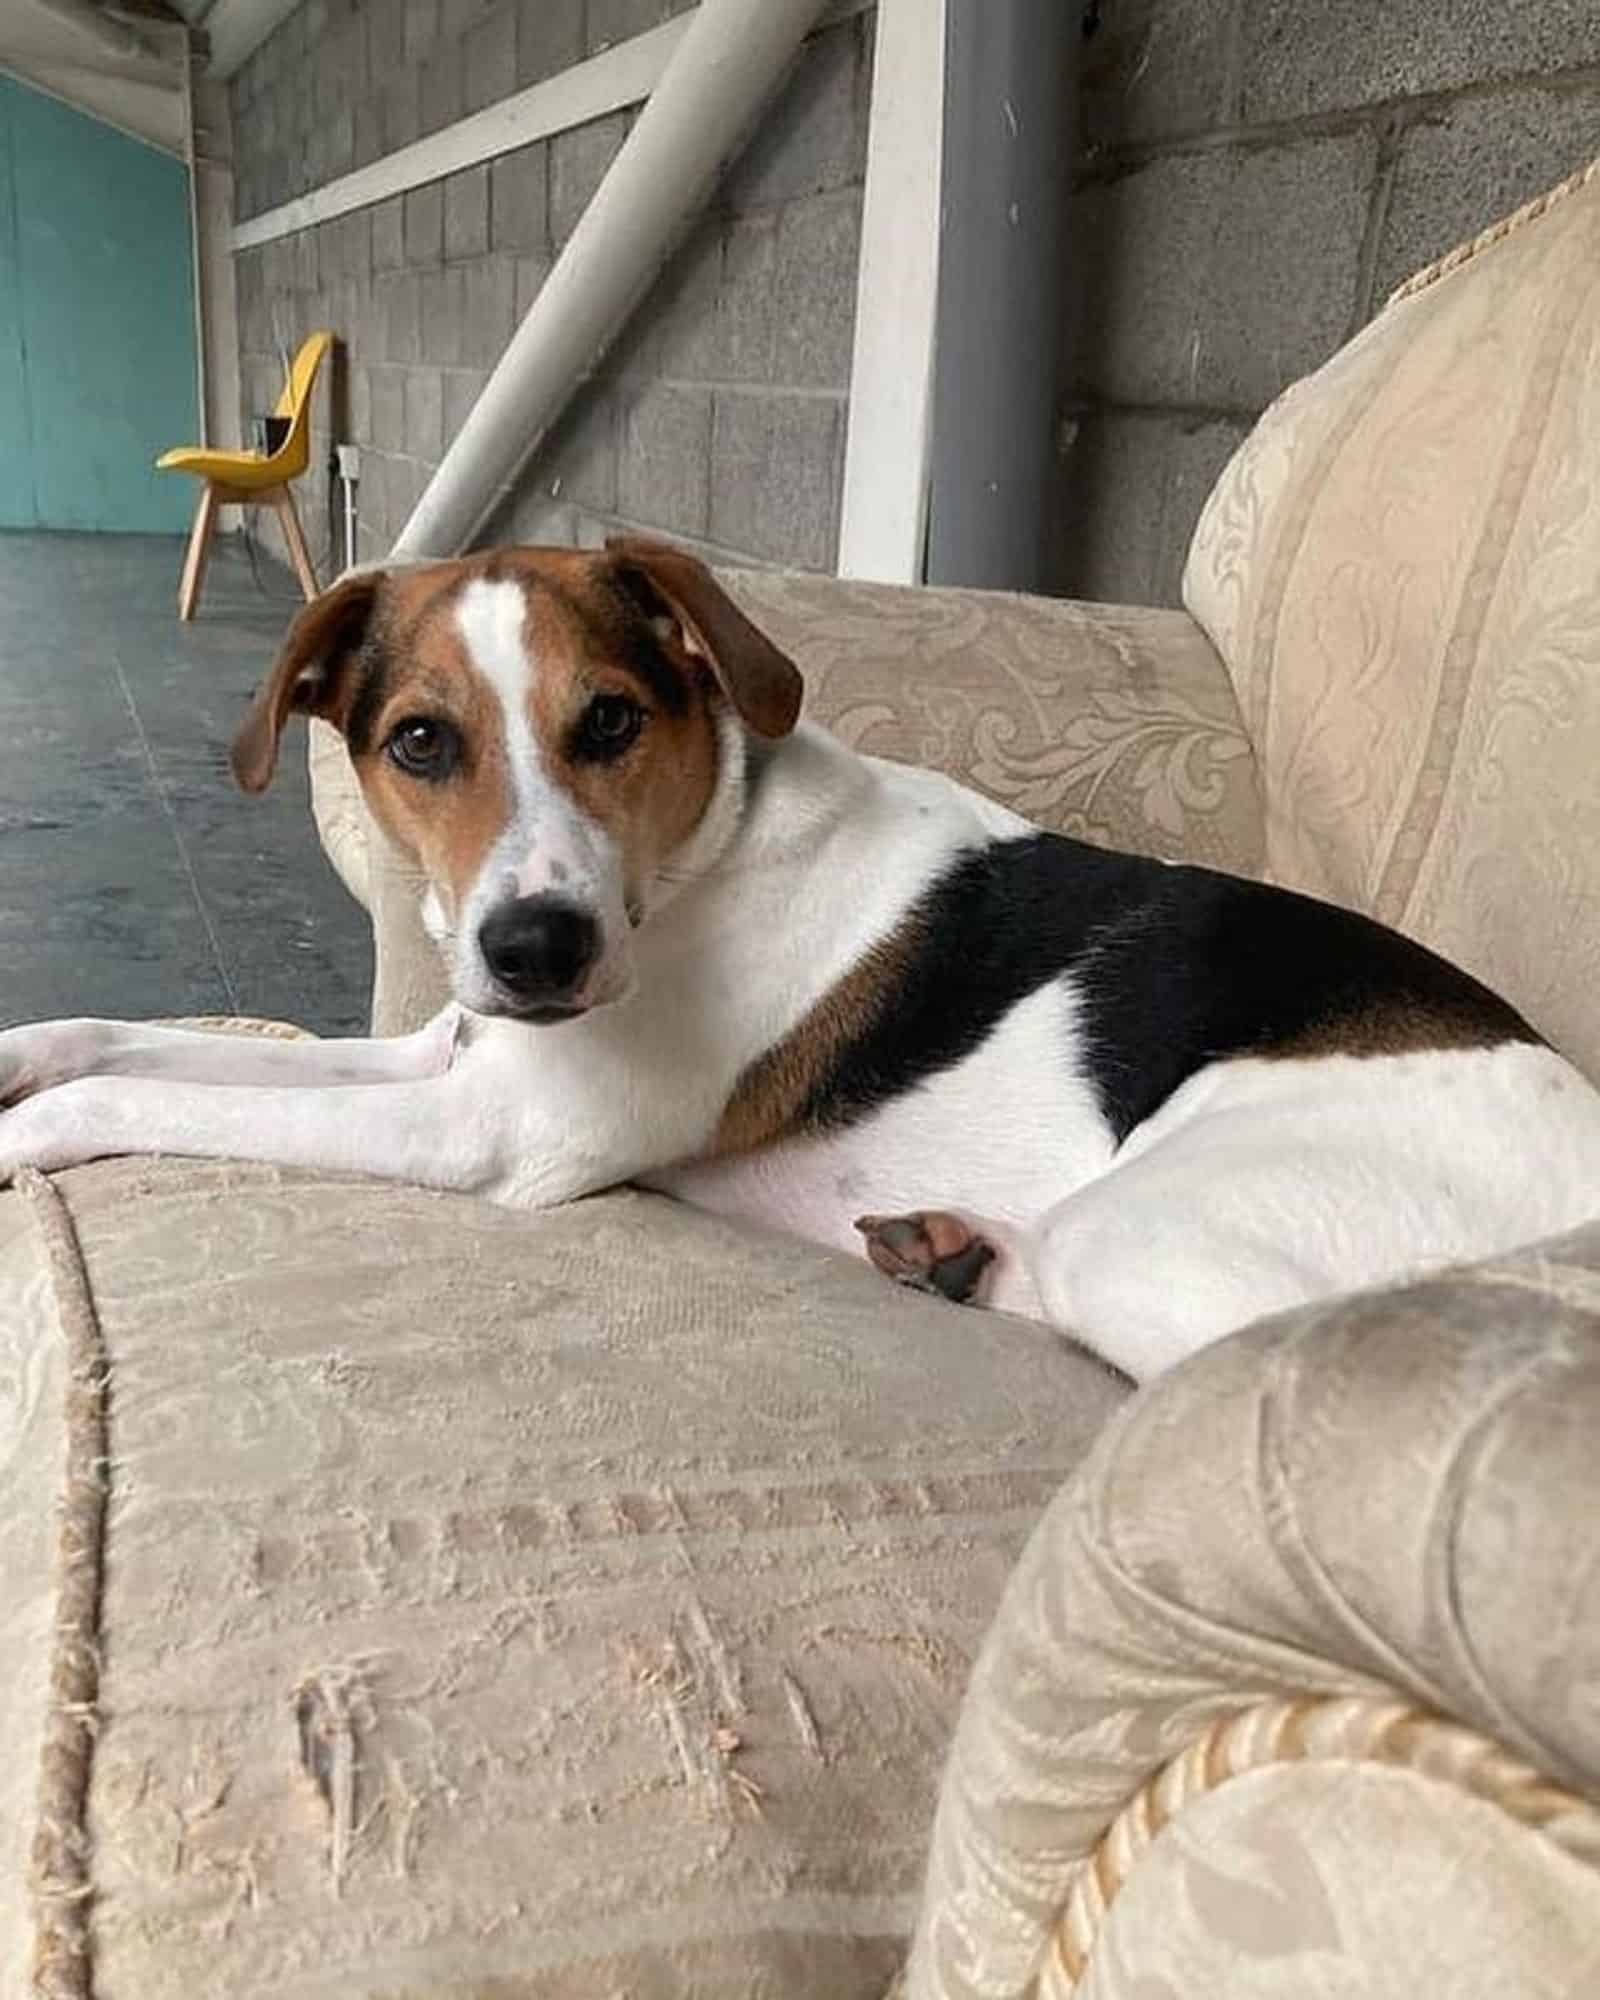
[925,0,1075,590]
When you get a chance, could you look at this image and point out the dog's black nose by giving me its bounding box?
[478,897,599,1004]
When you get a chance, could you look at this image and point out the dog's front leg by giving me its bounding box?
[0,1062,528,1197]
[0,1007,462,1103]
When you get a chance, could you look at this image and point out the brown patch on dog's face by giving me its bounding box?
[516,557,723,919]
[338,566,516,929]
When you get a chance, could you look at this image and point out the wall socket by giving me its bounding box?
[335,443,361,482]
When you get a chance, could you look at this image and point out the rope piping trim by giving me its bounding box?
[21,1017,310,1994]
[1051,1694,1600,1991]
[1386,152,1600,309]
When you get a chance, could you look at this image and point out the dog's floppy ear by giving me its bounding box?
[230,571,383,794]
[605,534,803,739]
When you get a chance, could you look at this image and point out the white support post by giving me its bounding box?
[835,0,947,584]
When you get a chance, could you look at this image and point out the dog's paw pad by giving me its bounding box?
[853,1210,996,1304]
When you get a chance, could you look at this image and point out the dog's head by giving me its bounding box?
[231,537,803,1022]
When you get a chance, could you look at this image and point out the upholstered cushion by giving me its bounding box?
[1077,1755,1600,2000]
[1184,157,1600,1076]
[1,1159,1124,1998]
[308,577,1262,1037]
[717,574,1261,873]
[903,1222,1600,1998]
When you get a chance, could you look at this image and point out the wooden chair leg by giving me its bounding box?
[177,482,221,622]
[269,484,319,601]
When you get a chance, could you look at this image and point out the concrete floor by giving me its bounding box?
[0,531,370,1035]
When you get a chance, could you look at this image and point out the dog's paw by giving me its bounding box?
[853,1210,997,1304]
[0,1020,107,1109]
[0,1079,112,1182]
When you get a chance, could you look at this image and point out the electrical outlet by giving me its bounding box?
[336,444,361,482]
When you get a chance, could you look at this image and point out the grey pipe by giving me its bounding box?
[393,0,831,561]
[925,0,1074,590]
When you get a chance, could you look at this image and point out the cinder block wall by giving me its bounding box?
[229,0,871,578]
[1056,0,1600,607]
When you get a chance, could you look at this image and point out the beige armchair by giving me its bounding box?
[4,162,1598,1998]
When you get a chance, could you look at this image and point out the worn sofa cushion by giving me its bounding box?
[1184,156,1600,1075]
[1,1158,1124,1999]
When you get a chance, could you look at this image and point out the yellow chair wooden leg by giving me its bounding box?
[177,481,221,622]
[270,484,319,601]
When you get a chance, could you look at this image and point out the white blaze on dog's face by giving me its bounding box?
[230,538,803,1022]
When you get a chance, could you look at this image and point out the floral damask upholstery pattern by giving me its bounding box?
[1186,159,1600,1077]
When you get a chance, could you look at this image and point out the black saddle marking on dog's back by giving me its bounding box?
[800,834,1540,1144]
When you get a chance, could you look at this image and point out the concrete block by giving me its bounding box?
[341,206,373,287]
[540,384,618,513]
[1069,131,1374,412]
[440,0,493,42]
[460,255,516,366]
[419,263,466,365]
[550,112,628,248]
[445,164,491,261]
[378,270,421,364]
[516,0,583,88]
[370,365,407,451]
[567,510,612,551]
[1081,0,1239,149]
[464,1,517,117]
[353,100,382,170]
[372,194,405,271]
[404,368,446,461]
[404,0,438,64]
[709,390,841,568]
[315,217,343,290]
[1373,85,1600,306]
[393,453,432,526]
[585,0,683,54]
[1244,0,1600,124]
[617,382,712,534]
[418,37,463,137]
[350,362,372,442]
[365,0,403,90]
[723,18,869,212]
[325,101,356,182]
[771,190,860,392]
[404,180,444,266]
[443,368,489,446]
[716,214,781,383]
[503,487,580,547]
[380,69,421,157]
[491,143,549,255]
[1050,406,1249,608]
[303,119,331,194]
[293,226,319,293]
[655,217,729,381]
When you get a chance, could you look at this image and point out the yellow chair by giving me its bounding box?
[157,330,333,620]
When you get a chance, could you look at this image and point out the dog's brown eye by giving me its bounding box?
[576,693,643,759]
[386,716,460,780]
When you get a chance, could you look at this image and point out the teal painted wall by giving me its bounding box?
[0,78,198,533]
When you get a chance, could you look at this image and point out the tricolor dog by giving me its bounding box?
[5,538,1599,1380]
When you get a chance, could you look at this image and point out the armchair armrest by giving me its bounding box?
[905,1224,1600,1998]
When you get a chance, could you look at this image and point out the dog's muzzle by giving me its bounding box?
[477,894,601,1020]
